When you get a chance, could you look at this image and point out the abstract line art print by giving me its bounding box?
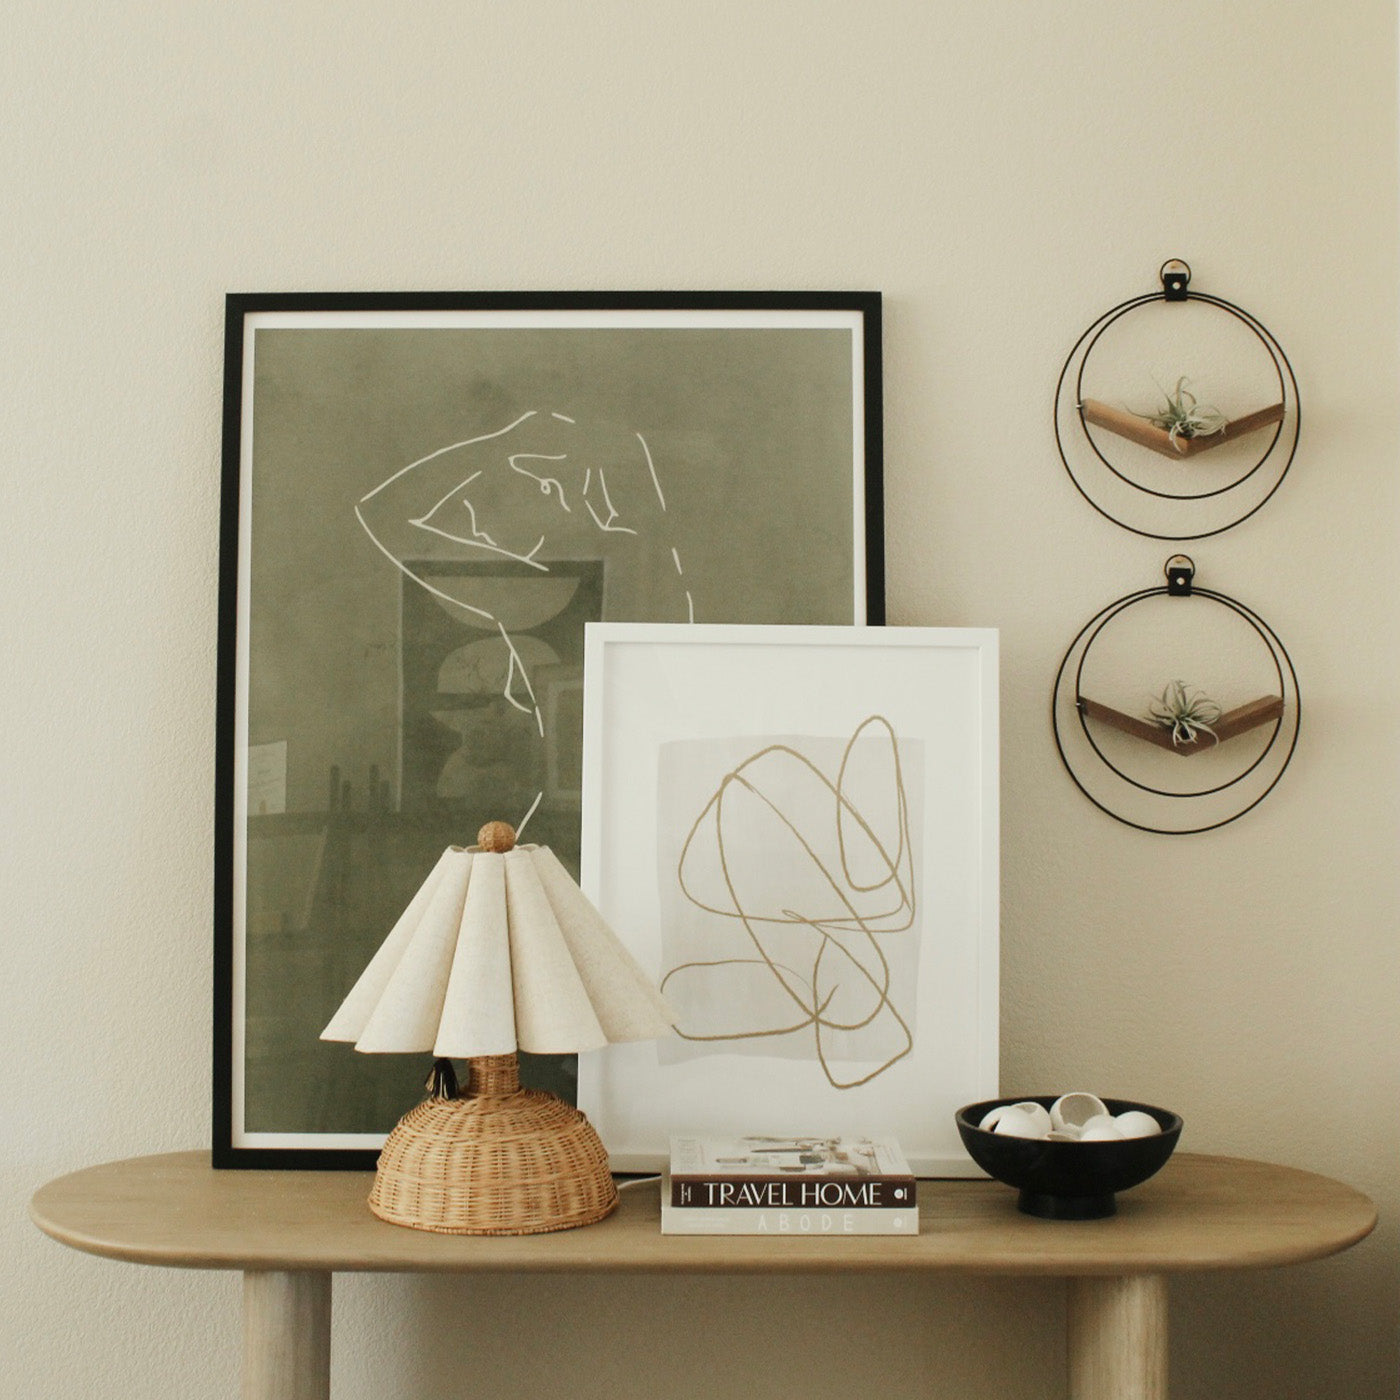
[580,623,999,1176]
[215,294,883,1166]
[657,717,923,1088]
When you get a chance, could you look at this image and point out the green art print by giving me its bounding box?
[214,293,883,1167]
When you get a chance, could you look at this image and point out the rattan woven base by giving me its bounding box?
[369,1054,618,1235]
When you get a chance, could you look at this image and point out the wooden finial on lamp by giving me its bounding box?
[477,820,517,853]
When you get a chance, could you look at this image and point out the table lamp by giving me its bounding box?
[321,820,673,1235]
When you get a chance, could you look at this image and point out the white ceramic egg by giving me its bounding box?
[1050,1092,1107,1133]
[1079,1121,1126,1142]
[1113,1110,1162,1139]
[987,1106,1044,1138]
[1009,1101,1053,1135]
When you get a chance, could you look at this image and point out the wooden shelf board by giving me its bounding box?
[1079,695,1284,756]
[1080,399,1286,459]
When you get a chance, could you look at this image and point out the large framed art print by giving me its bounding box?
[579,624,999,1176]
[213,292,882,1166]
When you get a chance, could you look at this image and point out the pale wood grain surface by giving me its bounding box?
[30,1152,1375,1277]
[242,1272,330,1400]
[1069,1275,1169,1400]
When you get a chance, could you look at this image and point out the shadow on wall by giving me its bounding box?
[328,1269,1063,1400]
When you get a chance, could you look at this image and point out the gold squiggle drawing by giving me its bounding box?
[660,715,916,1089]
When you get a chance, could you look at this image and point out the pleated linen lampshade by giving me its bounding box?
[322,820,673,1235]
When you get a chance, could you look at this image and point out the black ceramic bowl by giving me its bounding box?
[956,1096,1183,1220]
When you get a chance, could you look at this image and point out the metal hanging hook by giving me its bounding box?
[1160,259,1191,301]
[1164,554,1195,595]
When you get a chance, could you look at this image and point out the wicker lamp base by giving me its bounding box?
[369,1053,618,1235]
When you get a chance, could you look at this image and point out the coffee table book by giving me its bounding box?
[661,1135,918,1236]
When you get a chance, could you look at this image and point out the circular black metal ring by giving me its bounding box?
[1051,583,1301,835]
[1075,294,1287,502]
[1072,587,1286,799]
[1053,282,1301,540]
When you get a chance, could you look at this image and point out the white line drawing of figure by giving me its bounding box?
[355,410,689,831]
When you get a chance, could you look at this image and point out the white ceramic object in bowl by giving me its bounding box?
[1050,1093,1108,1133]
[1113,1110,1163,1139]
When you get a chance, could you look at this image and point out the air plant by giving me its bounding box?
[1135,376,1227,452]
[1147,680,1222,747]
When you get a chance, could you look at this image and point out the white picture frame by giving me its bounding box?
[579,623,999,1176]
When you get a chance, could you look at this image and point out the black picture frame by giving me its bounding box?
[214,290,884,1168]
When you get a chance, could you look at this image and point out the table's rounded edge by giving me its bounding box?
[27,1149,1379,1277]
[29,1152,219,1269]
[1139,1152,1379,1274]
[29,1206,223,1270]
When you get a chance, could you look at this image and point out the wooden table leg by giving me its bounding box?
[242,1270,332,1400]
[1067,1274,1168,1400]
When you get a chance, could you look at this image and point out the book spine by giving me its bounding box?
[669,1176,916,1210]
[660,1204,918,1236]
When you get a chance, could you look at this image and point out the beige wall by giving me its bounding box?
[4,3,1397,1396]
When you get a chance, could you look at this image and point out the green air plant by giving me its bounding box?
[1147,680,1222,747]
[1136,376,1227,452]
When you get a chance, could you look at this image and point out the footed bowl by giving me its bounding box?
[956,1095,1183,1220]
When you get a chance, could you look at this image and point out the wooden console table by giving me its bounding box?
[31,1151,1374,1400]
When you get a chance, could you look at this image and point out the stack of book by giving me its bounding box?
[661,1134,918,1235]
